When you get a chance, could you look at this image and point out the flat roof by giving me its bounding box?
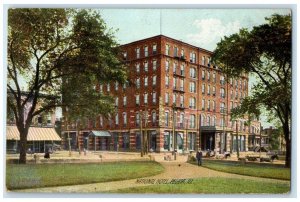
[120,34,213,54]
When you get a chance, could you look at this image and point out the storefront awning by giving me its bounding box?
[6,125,61,141]
[89,130,111,137]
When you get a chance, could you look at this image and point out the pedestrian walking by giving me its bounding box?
[196,150,203,166]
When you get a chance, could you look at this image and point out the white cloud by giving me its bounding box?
[186,18,241,51]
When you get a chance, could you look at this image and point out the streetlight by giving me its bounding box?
[209,136,213,151]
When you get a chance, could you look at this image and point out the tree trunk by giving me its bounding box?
[18,125,29,164]
[283,122,291,168]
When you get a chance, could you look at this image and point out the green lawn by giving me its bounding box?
[6,161,164,190]
[190,160,290,180]
[110,178,290,194]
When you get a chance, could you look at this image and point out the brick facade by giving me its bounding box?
[62,35,261,154]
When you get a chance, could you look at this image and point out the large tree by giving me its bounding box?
[7,9,127,164]
[213,14,291,167]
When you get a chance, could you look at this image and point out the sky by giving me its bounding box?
[98,9,290,128]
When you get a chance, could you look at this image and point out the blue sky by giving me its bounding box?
[99,8,291,127]
[99,9,291,51]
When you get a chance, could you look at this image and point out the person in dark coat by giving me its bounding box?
[196,150,203,166]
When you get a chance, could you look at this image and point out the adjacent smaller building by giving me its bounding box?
[6,125,62,153]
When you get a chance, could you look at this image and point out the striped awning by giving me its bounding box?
[6,125,61,141]
[89,130,111,137]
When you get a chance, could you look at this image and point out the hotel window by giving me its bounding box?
[181,49,184,57]
[220,102,225,113]
[122,52,127,60]
[136,47,140,58]
[99,84,103,93]
[107,83,110,92]
[190,114,196,128]
[190,82,196,93]
[123,82,127,89]
[136,63,140,73]
[144,61,148,72]
[212,86,216,96]
[207,57,211,66]
[190,67,196,78]
[202,84,205,94]
[165,92,169,104]
[173,62,177,73]
[235,90,238,99]
[165,60,170,72]
[202,70,205,80]
[136,78,140,88]
[165,111,169,126]
[136,95,140,105]
[202,56,205,65]
[173,93,177,104]
[180,64,184,75]
[153,44,157,54]
[144,93,148,104]
[174,46,178,56]
[201,114,205,126]
[180,95,184,107]
[231,90,233,99]
[115,113,119,125]
[144,46,148,57]
[152,75,157,86]
[213,100,216,111]
[166,44,170,55]
[144,77,148,87]
[123,112,127,125]
[207,85,211,95]
[207,116,210,126]
[179,113,184,127]
[115,81,119,91]
[230,101,233,110]
[220,75,225,85]
[213,72,216,83]
[207,100,210,111]
[152,92,157,103]
[173,78,176,89]
[230,78,233,85]
[180,79,184,91]
[123,96,127,106]
[202,99,205,110]
[220,118,224,127]
[153,60,157,71]
[235,80,238,88]
[220,88,225,98]
[165,76,170,87]
[190,52,196,63]
[99,116,103,127]
[136,112,140,126]
[189,97,196,109]
[213,116,216,126]
[207,71,210,81]
[152,111,157,124]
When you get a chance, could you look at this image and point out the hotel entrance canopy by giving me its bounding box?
[88,130,111,137]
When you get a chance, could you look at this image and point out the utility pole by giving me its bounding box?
[259,122,262,159]
[236,120,239,158]
[140,110,143,157]
[76,120,81,155]
[172,104,176,160]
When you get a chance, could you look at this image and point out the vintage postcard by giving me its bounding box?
[4,7,292,196]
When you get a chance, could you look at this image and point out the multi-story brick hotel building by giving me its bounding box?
[62,35,261,154]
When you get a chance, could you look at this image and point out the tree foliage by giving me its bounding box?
[213,14,291,167]
[7,8,127,163]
